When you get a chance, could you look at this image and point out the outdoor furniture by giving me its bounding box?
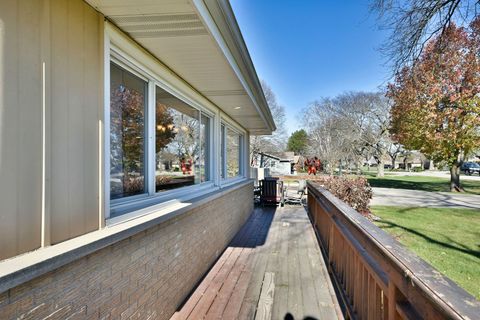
[285,180,307,205]
[253,185,261,204]
[259,178,285,207]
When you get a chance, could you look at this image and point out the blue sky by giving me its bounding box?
[230,0,390,134]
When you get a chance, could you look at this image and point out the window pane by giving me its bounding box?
[200,114,211,183]
[226,128,241,178]
[221,125,225,179]
[110,63,147,200]
[155,86,207,192]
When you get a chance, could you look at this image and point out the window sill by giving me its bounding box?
[0,179,252,294]
[221,176,246,187]
[109,181,216,221]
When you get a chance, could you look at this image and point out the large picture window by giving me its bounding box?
[110,63,147,200]
[107,44,249,218]
[108,59,212,215]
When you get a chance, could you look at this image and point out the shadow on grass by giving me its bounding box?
[367,177,480,195]
[367,178,447,192]
[377,219,480,260]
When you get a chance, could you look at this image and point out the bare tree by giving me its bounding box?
[303,99,359,174]
[385,140,404,168]
[333,92,391,177]
[372,0,480,72]
[303,92,391,177]
[250,81,288,165]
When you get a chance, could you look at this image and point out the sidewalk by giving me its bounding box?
[386,171,480,181]
[371,187,480,209]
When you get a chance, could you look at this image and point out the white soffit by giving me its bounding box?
[85,0,274,135]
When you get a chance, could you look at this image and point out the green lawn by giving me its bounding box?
[366,175,480,195]
[371,206,480,299]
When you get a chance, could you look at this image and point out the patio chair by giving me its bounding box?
[284,180,307,205]
[259,178,285,207]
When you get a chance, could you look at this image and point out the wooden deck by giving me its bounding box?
[170,206,342,320]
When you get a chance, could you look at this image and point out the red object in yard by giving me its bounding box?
[305,157,322,175]
[180,158,193,175]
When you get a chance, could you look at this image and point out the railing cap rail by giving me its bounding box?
[307,181,480,320]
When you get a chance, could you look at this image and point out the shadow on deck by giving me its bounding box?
[170,206,343,320]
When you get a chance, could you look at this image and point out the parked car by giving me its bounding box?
[460,162,480,175]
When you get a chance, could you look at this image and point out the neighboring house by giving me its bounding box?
[0,1,275,318]
[364,154,391,167]
[465,153,480,163]
[258,152,298,176]
[366,152,434,170]
[395,151,429,170]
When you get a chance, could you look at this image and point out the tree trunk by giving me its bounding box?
[377,158,385,177]
[450,164,462,192]
[391,157,396,169]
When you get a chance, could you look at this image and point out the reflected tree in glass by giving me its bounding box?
[110,64,146,199]
[227,129,240,177]
[155,86,203,192]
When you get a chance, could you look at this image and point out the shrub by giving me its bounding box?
[156,175,173,186]
[412,167,424,172]
[124,176,144,194]
[315,176,373,216]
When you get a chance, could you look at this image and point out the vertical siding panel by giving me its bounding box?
[50,0,102,243]
[0,0,20,259]
[17,0,43,254]
[41,0,52,247]
[67,0,86,239]
[83,5,101,233]
[50,0,70,244]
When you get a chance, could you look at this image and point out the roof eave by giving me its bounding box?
[192,0,276,135]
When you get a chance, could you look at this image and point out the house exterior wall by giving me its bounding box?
[0,0,103,260]
[48,0,103,245]
[0,182,253,320]
[0,0,104,259]
[0,1,259,317]
[0,0,44,261]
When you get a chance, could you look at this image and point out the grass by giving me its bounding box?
[371,206,480,299]
[366,174,480,195]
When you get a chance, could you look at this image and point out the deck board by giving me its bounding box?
[170,206,342,320]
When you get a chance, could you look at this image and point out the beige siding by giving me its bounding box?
[0,0,103,259]
[49,0,103,244]
[0,0,43,259]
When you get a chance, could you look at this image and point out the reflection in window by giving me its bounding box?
[220,124,226,179]
[200,114,210,182]
[155,86,210,192]
[226,128,241,178]
[110,63,147,199]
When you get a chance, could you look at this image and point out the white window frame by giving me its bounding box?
[105,36,217,219]
[221,120,246,185]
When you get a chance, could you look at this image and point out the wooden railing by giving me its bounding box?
[307,182,479,320]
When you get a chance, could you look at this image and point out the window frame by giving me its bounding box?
[221,121,245,183]
[106,46,216,219]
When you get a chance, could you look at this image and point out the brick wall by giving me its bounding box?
[0,183,253,319]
